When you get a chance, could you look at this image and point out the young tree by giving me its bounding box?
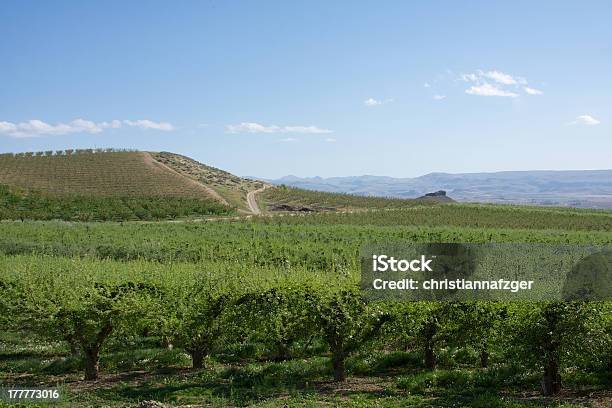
[454,302,507,368]
[237,285,317,361]
[510,301,600,395]
[411,302,459,370]
[314,289,390,381]
[160,279,232,369]
[8,257,152,380]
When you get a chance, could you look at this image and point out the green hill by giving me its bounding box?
[0,150,245,220]
[0,150,219,198]
[259,185,446,212]
[0,150,434,219]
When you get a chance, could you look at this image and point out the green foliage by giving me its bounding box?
[160,278,234,368]
[262,185,438,210]
[507,301,610,394]
[313,289,391,381]
[236,285,319,361]
[256,203,612,231]
[2,256,158,379]
[508,302,603,366]
[0,198,610,403]
[0,184,233,221]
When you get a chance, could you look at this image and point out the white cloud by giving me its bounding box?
[482,70,519,85]
[460,73,479,82]
[0,122,18,134]
[123,119,174,131]
[101,120,123,129]
[465,83,519,98]
[364,97,393,107]
[568,115,601,126]
[461,70,526,85]
[364,98,382,106]
[433,95,447,100]
[524,87,543,95]
[324,137,337,143]
[457,69,539,98]
[283,126,333,134]
[226,122,332,134]
[226,122,278,133]
[423,82,431,88]
[0,118,173,138]
[278,137,299,142]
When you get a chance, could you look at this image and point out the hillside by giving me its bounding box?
[0,150,473,220]
[259,185,447,212]
[263,170,612,209]
[0,150,248,220]
[0,150,220,198]
[1,150,435,219]
[151,152,266,211]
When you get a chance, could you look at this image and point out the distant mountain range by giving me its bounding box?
[255,170,612,209]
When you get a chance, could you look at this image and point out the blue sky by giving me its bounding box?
[1,1,610,178]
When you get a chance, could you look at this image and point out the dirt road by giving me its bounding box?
[247,185,269,214]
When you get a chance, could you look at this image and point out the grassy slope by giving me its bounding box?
[0,184,234,221]
[0,151,240,220]
[259,185,443,211]
[152,151,265,211]
[0,151,225,198]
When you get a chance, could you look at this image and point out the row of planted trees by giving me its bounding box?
[1,256,610,396]
[0,148,138,158]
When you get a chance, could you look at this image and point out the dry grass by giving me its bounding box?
[152,151,266,211]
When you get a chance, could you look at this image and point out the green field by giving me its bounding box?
[1,202,610,407]
[260,185,439,211]
[0,184,234,221]
[0,151,244,221]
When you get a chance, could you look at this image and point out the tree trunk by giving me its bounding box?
[423,320,437,370]
[424,341,436,370]
[332,351,346,382]
[69,340,80,356]
[304,335,315,353]
[65,336,80,356]
[273,341,291,361]
[79,322,113,381]
[541,358,561,396]
[190,349,204,369]
[541,304,562,396]
[480,349,489,368]
[84,347,100,381]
